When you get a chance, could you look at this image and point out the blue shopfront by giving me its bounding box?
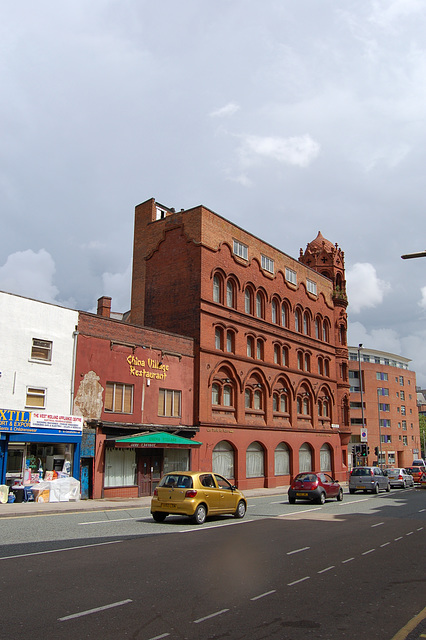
[0,409,82,486]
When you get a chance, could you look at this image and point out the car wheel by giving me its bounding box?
[349,489,355,494]
[234,500,246,519]
[337,488,343,501]
[288,496,296,504]
[318,492,326,505]
[152,512,167,523]
[374,483,379,494]
[192,504,207,525]
[386,482,390,492]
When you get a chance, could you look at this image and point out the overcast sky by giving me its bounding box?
[2,1,426,385]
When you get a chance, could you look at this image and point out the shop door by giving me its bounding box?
[80,458,93,500]
[138,455,162,496]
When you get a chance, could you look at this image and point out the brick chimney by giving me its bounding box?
[97,296,112,318]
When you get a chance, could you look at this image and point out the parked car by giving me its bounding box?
[421,472,426,489]
[386,468,415,488]
[412,459,425,466]
[150,471,247,524]
[405,466,426,483]
[349,467,390,494]
[288,472,343,505]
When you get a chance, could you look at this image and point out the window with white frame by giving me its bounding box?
[285,267,297,285]
[233,239,248,260]
[26,387,46,408]
[31,338,53,362]
[306,279,317,295]
[261,254,274,273]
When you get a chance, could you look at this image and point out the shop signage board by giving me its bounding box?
[0,408,83,436]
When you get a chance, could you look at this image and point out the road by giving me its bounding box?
[1,487,425,639]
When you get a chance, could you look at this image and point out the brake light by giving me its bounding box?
[185,489,197,498]
[398,475,403,480]
[153,488,158,496]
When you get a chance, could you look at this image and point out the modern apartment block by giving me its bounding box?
[348,346,421,468]
[128,198,351,488]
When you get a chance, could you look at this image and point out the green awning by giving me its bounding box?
[114,431,202,449]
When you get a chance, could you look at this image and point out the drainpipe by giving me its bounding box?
[70,330,79,415]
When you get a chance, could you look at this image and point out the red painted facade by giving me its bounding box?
[73,311,197,498]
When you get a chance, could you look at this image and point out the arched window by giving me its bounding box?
[247,336,254,358]
[212,383,220,405]
[272,299,278,324]
[256,339,264,360]
[215,327,223,350]
[320,443,332,472]
[245,288,253,314]
[273,344,280,364]
[213,274,221,303]
[303,396,310,415]
[318,357,323,376]
[324,360,330,377]
[245,388,251,408]
[226,280,235,308]
[295,309,302,333]
[273,388,288,414]
[304,353,310,372]
[315,317,321,339]
[256,292,263,318]
[246,442,264,478]
[281,303,287,327]
[223,385,232,407]
[275,443,290,476]
[297,352,303,370]
[226,330,234,353]
[299,443,312,472]
[213,441,234,478]
[282,346,288,367]
[254,389,262,410]
[303,312,310,335]
[323,320,330,343]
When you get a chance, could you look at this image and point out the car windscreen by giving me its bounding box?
[158,474,193,489]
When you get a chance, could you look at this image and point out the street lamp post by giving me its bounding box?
[358,344,365,468]
[377,388,383,469]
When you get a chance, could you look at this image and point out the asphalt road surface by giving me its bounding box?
[1,487,425,639]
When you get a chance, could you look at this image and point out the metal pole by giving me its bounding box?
[358,344,365,468]
[377,388,383,469]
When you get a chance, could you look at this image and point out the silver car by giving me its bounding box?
[386,468,415,488]
[349,466,390,494]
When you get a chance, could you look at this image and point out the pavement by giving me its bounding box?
[0,485,291,518]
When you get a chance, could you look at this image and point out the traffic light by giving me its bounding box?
[374,446,379,456]
[360,443,368,457]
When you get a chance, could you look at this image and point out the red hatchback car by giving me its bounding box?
[288,472,343,505]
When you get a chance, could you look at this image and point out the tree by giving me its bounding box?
[419,415,426,458]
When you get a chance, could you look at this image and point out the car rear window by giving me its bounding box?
[351,468,371,476]
[159,474,193,489]
[295,473,317,482]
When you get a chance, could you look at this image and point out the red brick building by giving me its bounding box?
[128,198,351,488]
[348,346,420,468]
[73,302,198,499]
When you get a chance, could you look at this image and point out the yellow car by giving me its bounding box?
[151,471,247,524]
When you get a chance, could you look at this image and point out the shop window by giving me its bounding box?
[26,387,46,409]
[31,338,53,362]
[213,441,235,478]
[105,382,133,414]
[104,448,136,487]
[274,443,290,475]
[158,389,181,417]
[246,442,264,478]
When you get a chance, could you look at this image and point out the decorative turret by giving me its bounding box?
[299,231,347,307]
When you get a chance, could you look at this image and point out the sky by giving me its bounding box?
[2,1,426,384]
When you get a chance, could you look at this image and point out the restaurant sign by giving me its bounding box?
[0,409,83,436]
